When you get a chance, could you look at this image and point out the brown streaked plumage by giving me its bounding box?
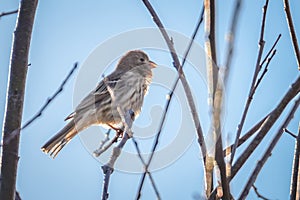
[41,50,157,158]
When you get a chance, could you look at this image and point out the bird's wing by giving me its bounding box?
[64,71,122,120]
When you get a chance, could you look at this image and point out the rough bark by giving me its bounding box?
[0,0,38,200]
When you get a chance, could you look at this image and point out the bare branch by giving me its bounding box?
[252,184,270,200]
[205,0,232,198]
[290,123,300,200]
[0,1,38,199]
[0,9,18,18]
[231,0,270,165]
[283,0,300,70]
[137,1,205,198]
[238,96,300,199]
[223,0,242,79]
[209,76,300,199]
[141,0,207,159]
[284,128,297,139]
[253,49,277,92]
[3,63,78,145]
[232,75,300,179]
[259,34,281,68]
[22,62,78,130]
[224,115,269,157]
[101,111,133,200]
[94,130,121,157]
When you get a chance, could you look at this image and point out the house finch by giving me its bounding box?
[41,50,157,158]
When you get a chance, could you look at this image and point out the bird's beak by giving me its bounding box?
[149,60,157,68]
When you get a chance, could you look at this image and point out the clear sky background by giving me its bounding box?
[1,0,300,200]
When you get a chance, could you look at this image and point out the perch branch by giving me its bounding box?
[101,111,133,200]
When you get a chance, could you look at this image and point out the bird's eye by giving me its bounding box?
[140,58,145,62]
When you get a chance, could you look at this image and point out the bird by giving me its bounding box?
[41,50,157,158]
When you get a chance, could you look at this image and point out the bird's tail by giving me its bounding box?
[41,120,78,158]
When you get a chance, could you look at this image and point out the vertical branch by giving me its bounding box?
[283,0,300,70]
[204,0,218,195]
[101,112,133,200]
[0,1,38,200]
[231,0,270,164]
[290,123,300,200]
[204,0,218,107]
[238,96,300,199]
[223,0,242,85]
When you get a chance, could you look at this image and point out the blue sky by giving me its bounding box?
[1,0,300,199]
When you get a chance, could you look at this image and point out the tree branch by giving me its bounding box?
[224,115,269,157]
[0,1,38,199]
[252,184,270,200]
[101,111,133,200]
[3,62,78,145]
[231,76,300,179]
[284,128,297,139]
[231,0,270,164]
[290,123,300,200]
[238,96,300,199]
[141,0,207,160]
[0,9,18,18]
[283,0,300,70]
[253,49,276,92]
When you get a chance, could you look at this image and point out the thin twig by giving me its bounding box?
[94,129,111,155]
[223,0,242,85]
[238,96,300,199]
[0,9,18,18]
[232,75,300,179]
[252,184,270,200]
[289,123,300,199]
[284,128,297,139]
[230,0,270,165]
[253,49,277,92]
[3,62,78,145]
[131,138,161,199]
[283,0,300,70]
[259,34,281,69]
[94,130,122,157]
